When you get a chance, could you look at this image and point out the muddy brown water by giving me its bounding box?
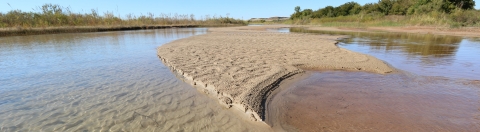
[266,29,480,131]
[0,28,270,131]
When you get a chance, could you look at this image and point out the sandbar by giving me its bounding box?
[157,26,395,122]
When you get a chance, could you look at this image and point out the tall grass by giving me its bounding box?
[291,9,480,28]
[0,4,246,29]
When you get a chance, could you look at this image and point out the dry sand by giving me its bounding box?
[156,26,395,122]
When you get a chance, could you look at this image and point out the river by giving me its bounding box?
[268,28,480,131]
[0,28,269,131]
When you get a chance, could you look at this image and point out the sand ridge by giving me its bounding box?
[157,26,395,122]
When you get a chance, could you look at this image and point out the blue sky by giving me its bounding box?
[1,0,479,20]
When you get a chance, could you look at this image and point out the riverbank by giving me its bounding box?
[0,24,246,37]
[156,25,395,122]
[4,24,478,38]
[294,25,480,38]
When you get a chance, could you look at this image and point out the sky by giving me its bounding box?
[1,0,479,20]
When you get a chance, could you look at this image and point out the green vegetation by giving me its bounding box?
[290,0,480,27]
[0,4,246,29]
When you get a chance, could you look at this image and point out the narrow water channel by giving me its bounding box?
[267,28,480,131]
[0,28,270,131]
[291,28,480,80]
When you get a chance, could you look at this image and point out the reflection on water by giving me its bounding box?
[343,34,461,57]
[269,28,480,131]
[290,28,480,80]
[266,28,290,33]
[0,29,269,131]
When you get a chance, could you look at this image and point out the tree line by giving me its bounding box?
[290,0,478,26]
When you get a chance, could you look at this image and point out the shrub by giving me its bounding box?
[450,9,480,26]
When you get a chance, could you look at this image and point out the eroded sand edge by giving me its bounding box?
[156,26,395,122]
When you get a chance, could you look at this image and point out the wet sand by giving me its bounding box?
[270,71,480,131]
[157,26,395,122]
[303,26,480,38]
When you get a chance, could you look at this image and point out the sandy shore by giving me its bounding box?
[0,25,246,37]
[156,26,394,122]
[302,26,480,38]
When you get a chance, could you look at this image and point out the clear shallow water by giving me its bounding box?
[271,71,480,131]
[290,28,480,80]
[0,29,269,131]
[268,28,480,131]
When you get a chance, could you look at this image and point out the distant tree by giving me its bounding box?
[378,0,394,15]
[438,0,476,13]
[311,9,323,18]
[290,6,303,20]
[408,0,476,14]
[350,3,363,15]
[302,9,313,17]
[389,0,414,15]
[311,6,334,18]
[336,2,361,16]
[288,0,477,21]
[362,3,381,14]
[449,0,476,10]
[324,6,336,17]
[295,6,301,13]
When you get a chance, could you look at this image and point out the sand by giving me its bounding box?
[303,26,480,38]
[156,26,395,122]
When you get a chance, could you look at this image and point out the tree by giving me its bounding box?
[408,0,476,14]
[389,0,415,15]
[302,9,313,17]
[449,0,475,10]
[378,0,394,15]
[295,6,301,13]
[336,2,361,16]
[291,6,302,20]
[350,3,363,15]
[320,6,336,17]
[409,0,444,14]
[363,3,381,14]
